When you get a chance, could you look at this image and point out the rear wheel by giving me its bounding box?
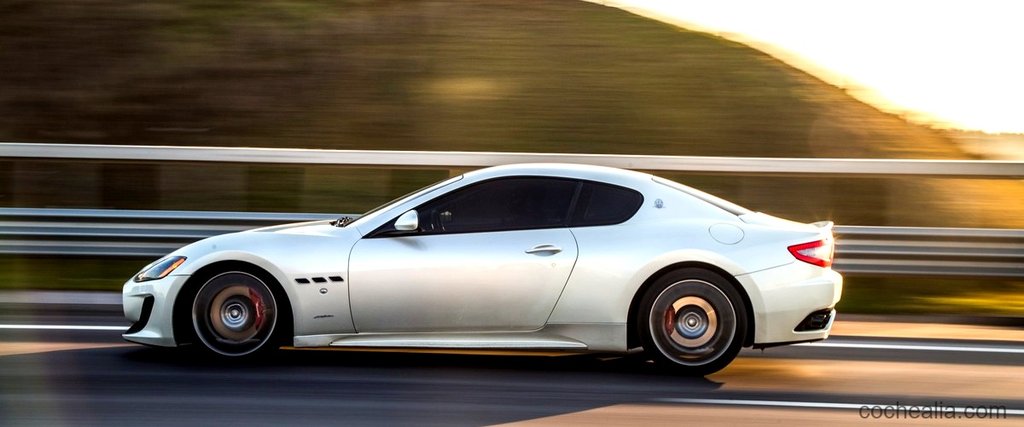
[191,271,283,357]
[639,268,747,376]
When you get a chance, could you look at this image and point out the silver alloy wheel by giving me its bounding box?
[648,279,736,366]
[192,271,278,357]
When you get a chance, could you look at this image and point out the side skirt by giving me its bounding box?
[292,323,628,353]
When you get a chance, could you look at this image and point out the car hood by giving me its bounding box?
[251,220,340,236]
[165,220,362,277]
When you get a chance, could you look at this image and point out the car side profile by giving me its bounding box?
[123,163,842,375]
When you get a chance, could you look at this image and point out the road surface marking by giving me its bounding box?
[799,341,1024,354]
[656,398,1024,416]
[0,324,127,331]
[0,342,133,356]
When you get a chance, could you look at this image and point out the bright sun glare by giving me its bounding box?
[598,0,1024,134]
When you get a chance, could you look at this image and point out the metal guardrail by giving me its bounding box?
[835,226,1024,278]
[2,208,1021,278]
[0,208,336,257]
[2,143,1022,277]
[3,142,1023,177]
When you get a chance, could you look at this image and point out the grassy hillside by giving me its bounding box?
[0,0,967,157]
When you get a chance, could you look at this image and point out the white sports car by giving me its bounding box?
[123,163,841,375]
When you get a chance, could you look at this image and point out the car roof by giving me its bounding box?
[463,163,654,186]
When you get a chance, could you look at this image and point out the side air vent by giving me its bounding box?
[295,275,344,285]
[125,296,154,334]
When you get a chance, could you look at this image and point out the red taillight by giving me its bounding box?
[788,238,834,268]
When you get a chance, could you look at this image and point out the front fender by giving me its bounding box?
[161,229,359,339]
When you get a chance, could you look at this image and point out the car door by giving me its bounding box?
[348,177,580,332]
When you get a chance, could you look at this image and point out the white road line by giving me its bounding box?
[798,341,1024,354]
[656,398,1024,416]
[0,324,127,331]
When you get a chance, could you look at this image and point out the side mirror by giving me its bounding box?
[394,210,419,231]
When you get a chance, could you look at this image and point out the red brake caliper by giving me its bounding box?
[664,307,675,335]
[249,288,265,330]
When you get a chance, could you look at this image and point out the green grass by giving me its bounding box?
[0,257,145,292]
[839,277,1024,316]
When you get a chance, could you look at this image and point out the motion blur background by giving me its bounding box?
[1,0,1022,314]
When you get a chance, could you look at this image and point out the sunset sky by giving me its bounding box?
[597,0,1023,134]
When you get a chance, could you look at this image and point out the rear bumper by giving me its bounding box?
[740,264,843,345]
[122,275,189,347]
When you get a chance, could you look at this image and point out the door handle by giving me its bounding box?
[525,244,562,255]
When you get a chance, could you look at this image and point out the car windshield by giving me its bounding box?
[652,176,753,216]
[348,175,464,227]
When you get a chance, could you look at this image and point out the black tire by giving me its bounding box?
[638,268,747,376]
[189,269,288,357]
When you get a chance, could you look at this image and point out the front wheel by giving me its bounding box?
[639,268,747,376]
[191,271,281,357]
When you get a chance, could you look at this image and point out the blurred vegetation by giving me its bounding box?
[0,0,964,156]
[0,0,1021,314]
[840,277,1024,316]
[0,257,143,291]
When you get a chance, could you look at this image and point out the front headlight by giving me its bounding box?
[133,256,187,282]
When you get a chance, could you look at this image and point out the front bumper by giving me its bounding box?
[740,264,843,345]
[122,275,190,347]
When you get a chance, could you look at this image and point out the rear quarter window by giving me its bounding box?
[570,181,644,227]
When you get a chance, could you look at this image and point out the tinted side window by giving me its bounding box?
[418,177,578,234]
[570,182,644,227]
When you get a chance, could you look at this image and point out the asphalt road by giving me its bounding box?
[0,309,1022,426]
